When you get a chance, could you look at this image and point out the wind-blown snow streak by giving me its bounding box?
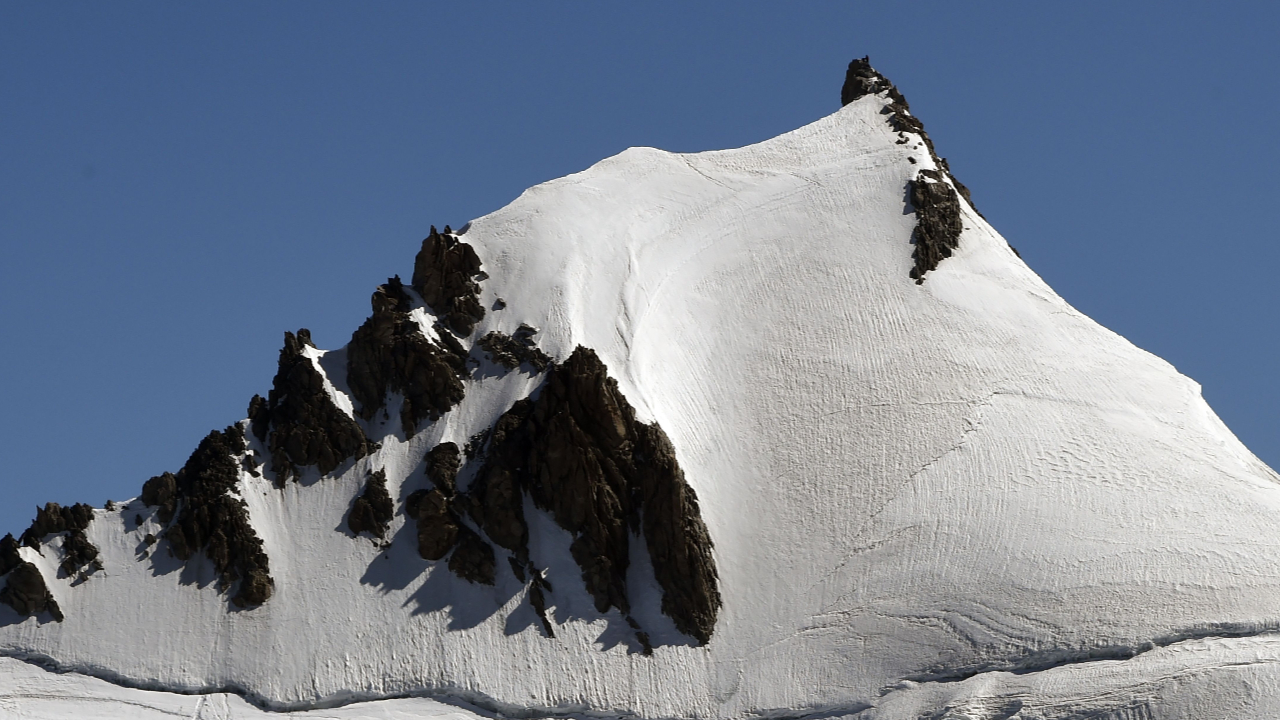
[5,61,1280,719]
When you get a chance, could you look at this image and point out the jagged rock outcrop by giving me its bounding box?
[0,172,718,643]
[403,441,468,565]
[466,400,533,557]
[527,567,555,638]
[477,324,552,372]
[19,502,99,577]
[1,533,62,620]
[841,56,895,106]
[0,535,22,577]
[406,487,459,561]
[470,346,721,644]
[425,442,461,495]
[346,276,467,437]
[0,561,62,622]
[909,169,964,283]
[251,329,371,483]
[403,439,504,588]
[143,425,273,607]
[412,226,485,337]
[141,472,178,524]
[347,469,394,539]
[842,55,992,279]
[19,503,92,548]
[447,525,496,586]
[463,430,490,460]
[404,442,473,566]
[849,58,955,191]
[630,423,719,644]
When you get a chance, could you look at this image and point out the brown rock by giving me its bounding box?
[0,562,62,621]
[908,169,964,284]
[0,535,21,576]
[146,424,274,608]
[59,531,99,577]
[425,442,461,495]
[19,502,100,578]
[234,570,273,607]
[633,423,721,644]
[463,428,491,461]
[841,56,984,226]
[348,469,395,539]
[477,324,551,372]
[261,330,371,483]
[841,56,894,106]
[471,346,722,643]
[527,568,555,637]
[346,276,467,437]
[447,525,496,585]
[247,394,270,442]
[473,463,528,554]
[409,488,459,561]
[141,472,178,524]
[411,226,485,337]
[20,502,93,548]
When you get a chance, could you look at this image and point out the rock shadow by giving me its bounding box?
[357,508,520,632]
[0,598,58,628]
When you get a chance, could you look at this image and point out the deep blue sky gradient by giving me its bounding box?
[2,3,1278,534]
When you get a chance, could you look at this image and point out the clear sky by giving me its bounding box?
[2,3,1278,535]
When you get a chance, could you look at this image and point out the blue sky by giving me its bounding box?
[2,3,1278,535]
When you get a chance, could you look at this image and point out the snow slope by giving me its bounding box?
[0,657,482,720]
[12,636,1280,720]
[5,73,1280,719]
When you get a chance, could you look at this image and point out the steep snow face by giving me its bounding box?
[4,80,1280,720]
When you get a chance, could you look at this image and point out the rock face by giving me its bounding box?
[1,532,62,621]
[424,442,461,495]
[909,169,964,283]
[142,425,273,608]
[446,526,496,586]
[406,486,459,562]
[840,56,894,106]
[251,329,371,483]
[347,469,394,539]
[412,226,485,337]
[19,502,99,577]
[405,442,469,568]
[346,276,468,437]
[843,55,995,281]
[0,535,22,577]
[0,561,62,622]
[629,422,720,645]
[0,216,719,632]
[477,324,552,372]
[470,347,721,644]
[141,472,178,524]
[398,345,721,644]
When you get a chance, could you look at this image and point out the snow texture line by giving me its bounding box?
[900,623,1280,685]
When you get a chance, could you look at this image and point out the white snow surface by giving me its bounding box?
[12,637,1280,719]
[5,93,1280,719]
[0,657,482,720]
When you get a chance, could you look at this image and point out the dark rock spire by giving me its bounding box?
[841,56,895,106]
[840,55,994,281]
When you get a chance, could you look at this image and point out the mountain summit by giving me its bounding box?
[4,58,1280,720]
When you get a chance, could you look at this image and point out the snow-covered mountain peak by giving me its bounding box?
[4,58,1280,720]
